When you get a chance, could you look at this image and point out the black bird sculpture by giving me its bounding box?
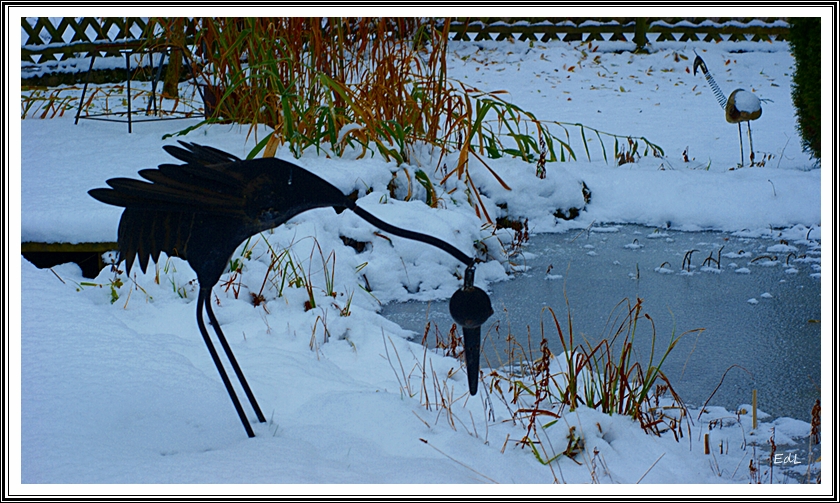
[89,141,487,437]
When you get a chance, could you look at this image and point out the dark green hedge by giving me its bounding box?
[788,18,821,160]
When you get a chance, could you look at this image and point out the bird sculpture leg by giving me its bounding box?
[747,121,756,166]
[737,122,745,168]
[204,294,266,423]
[196,289,255,438]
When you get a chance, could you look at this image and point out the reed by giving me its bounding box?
[148,18,664,222]
[485,296,696,465]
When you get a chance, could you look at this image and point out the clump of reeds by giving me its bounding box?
[147,18,663,222]
[483,296,696,465]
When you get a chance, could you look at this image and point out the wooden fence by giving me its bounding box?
[22,17,789,66]
[447,18,789,46]
[21,18,168,64]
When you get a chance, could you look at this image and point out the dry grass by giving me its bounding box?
[23,18,667,226]
[380,294,695,472]
[477,296,697,467]
[147,17,664,223]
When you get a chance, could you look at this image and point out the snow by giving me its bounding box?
[21,53,164,80]
[768,243,799,253]
[734,89,762,114]
[11,20,832,497]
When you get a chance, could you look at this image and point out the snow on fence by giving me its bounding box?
[447,18,790,46]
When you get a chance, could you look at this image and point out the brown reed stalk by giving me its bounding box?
[149,17,663,223]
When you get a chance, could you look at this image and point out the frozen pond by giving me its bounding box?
[382,225,821,422]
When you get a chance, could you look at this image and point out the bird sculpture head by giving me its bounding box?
[449,265,493,395]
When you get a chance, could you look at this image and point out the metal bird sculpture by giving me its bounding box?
[693,53,763,167]
[89,141,487,437]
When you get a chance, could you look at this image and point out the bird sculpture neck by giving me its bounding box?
[693,54,728,110]
[463,263,476,289]
[349,203,475,268]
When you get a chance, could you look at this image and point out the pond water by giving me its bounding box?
[382,225,821,422]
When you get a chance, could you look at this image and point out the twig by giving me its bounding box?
[382,331,406,397]
[419,438,499,483]
[776,135,791,169]
[49,268,66,284]
[412,410,431,429]
[636,452,665,483]
[696,364,753,423]
[731,449,751,480]
[682,249,699,271]
[570,220,595,243]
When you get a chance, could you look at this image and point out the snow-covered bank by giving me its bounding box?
[20,115,821,245]
[19,257,819,486]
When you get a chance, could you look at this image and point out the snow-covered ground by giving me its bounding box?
[11,22,832,497]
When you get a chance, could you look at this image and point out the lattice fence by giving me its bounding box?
[21,17,170,64]
[21,17,790,69]
[447,18,790,46]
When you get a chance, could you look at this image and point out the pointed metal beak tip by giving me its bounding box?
[463,326,481,396]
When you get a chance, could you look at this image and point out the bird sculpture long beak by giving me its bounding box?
[352,203,490,394]
[448,265,493,395]
[692,56,704,76]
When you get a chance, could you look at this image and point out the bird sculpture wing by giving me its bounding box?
[90,143,247,214]
[89,141,471,286]
[88,141,349,280]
